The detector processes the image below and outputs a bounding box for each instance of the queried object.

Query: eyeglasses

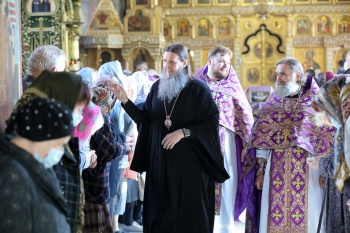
[214,58,231,66]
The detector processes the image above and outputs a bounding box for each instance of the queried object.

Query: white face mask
[34,148,65,168]
[72,112,83,126]
[330,117,342,129]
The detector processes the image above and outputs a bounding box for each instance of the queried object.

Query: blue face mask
[72,112,83,126]
[34,148,65,169]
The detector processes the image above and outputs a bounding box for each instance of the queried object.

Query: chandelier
[252,0,275,21]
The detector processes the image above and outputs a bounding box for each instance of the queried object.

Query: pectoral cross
[282,129,290,144]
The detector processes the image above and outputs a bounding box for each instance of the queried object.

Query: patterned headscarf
[132,71,150,105]
[78,67,96,89]
[98,61,125,87]
[314,75,348,192]
[14,98,73,141]
[73,101,101,149]
[341,83,350,119]
[313,76,343,125]
[91,87,113,115]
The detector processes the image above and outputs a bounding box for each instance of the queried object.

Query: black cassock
[123,79,229,233]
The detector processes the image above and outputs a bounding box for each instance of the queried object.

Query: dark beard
[158,69,189,103]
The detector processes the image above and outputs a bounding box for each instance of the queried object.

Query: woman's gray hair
[276,57,306,85]
[27,45,66,76]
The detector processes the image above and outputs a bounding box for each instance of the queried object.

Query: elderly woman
[0,98,74,233]
[82,87,127,233]
[5,70,91,233]
[313,75,350,233]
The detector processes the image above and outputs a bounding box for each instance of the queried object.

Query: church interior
[0,0,349,131]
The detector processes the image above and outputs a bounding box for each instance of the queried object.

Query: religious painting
[177,0,189,4]
[26,0,56,14]
[317,16,331,34]
[136,0,148,4]
[247,68,259,83]
[268,67,277,82]
[128,10,151,32]
[197,0,210,4]
[218,18,231,36]
[296,17,310,35]
[302,48,321,72]
[163,20,170,38]
[91,11,121,30]
[198,18,210,36]
[338,15,350,33]
[253,42,273,58]
[251,91,270,102]
[177,18,190,37]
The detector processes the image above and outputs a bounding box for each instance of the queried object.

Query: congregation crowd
[1,43,350,233]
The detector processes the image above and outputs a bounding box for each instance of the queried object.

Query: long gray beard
[274,82,297,99]
[158,69,188,103]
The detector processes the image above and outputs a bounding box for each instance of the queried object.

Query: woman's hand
[108,82,129,104]
[319,175,326,188]
[126,136,135,155]
[88,151,97,168]
[162,129,184,150]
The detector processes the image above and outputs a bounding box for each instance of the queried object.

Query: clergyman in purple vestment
[194,46,254,232]
[243,57,335,233]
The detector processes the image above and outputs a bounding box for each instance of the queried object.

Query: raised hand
[108,82,128,104]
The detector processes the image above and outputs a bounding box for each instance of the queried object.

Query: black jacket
[0,135,70,233]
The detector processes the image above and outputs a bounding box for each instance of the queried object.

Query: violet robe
[244,77,335,233]
[123,79,230,233]
[194,66,254,221]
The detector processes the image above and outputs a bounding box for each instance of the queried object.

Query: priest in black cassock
[111,43,230,233]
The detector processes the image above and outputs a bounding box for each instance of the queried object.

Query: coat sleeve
[186,81,230,183]
[0,160,34,232]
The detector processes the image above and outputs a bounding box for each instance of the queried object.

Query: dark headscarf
[13,98,74,141]
[27,70,82,111]
[6,70,82,134]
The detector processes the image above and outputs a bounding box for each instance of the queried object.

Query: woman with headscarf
[82,87,127,233]
[132,70,152,109]
[313,75,350,233]
[95,65,136,233]
[98,61,125,87]
[78,67,97,89]
[5,70,91,233]
[0,98,74,233]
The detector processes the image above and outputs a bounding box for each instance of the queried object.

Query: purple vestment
[195,66,254,217]
[243,77,335,232]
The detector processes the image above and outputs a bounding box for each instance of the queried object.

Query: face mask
[330,117,342,129]
[34,148,65,169]
[72,112,83,126]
